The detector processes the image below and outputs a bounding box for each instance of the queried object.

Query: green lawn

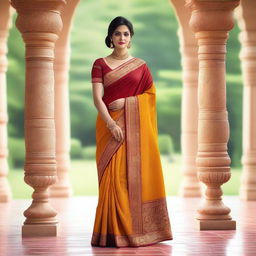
[8,154,241,199]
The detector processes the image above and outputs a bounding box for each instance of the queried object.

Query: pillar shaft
[236,0,256,201]
[186,0,239,230]
[170,0,201,197]
[50,0,80,198]
[11,0,66,236]
[0,0,13,202]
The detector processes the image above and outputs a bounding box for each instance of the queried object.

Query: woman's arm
[92,82,113,125]
[92,82,124,142]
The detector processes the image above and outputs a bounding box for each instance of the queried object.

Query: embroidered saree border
[143,198,171,233]
[104,58,145,87]
[92,77,103,83]
[91,198,172,247]
[125,96,143,235]
[93,65,101,70]
[97,111,125,184]
[91,229,172,247]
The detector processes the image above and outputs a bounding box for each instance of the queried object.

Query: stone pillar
[186,0,239,230]
[50,0,80,198]
[170,0,201,197]
[0,0,13,202]
[236,0,256,201]
[11,0,66,236]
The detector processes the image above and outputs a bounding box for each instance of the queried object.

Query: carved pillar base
[240,164,256,200]
[0,195,11,202]
[22,224,59,237]
[49,164,72,197]
[180,180,202,197]
[197,219,236,230]
[50,187,72,198]
[0,181,11,202]
[240,191,256,201]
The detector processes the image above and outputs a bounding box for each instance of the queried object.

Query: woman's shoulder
[92,57,103,62]
[134,58,152,74]
[92,57,104,66]
[133,57,147,66]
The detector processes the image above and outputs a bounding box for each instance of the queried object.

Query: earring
[128,41,132,48]
[110,40,114,48]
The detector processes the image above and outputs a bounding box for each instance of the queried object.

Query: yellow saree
[91,58,172,247]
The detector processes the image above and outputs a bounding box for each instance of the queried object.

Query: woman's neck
[111,49,129,60]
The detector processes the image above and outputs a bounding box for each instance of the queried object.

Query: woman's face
[111,25,131,49]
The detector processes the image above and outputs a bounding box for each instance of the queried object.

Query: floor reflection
[0,197,255,256]
[91,242,172,255]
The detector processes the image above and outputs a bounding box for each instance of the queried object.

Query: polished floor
[0,196,255,256]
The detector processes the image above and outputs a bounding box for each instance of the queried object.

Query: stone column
[11,0,66,236]
[186,0,239,230]
[170,0,201,197]
[236,0,256,201]
[50,0,80,198]
[0,0,13,202]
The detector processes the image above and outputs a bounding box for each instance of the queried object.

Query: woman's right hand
[109,123,124,142]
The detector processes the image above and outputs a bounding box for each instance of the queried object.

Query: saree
[91,57,172,247]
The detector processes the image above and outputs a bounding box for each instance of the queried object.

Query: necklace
[110,52,129,60]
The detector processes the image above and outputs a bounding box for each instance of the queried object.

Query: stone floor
[0,196,255,255]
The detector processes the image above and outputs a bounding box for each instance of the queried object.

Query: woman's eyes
[114,32,130,36]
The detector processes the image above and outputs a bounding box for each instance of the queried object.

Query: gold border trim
[104,58,145,87]
[93,65,101,70]
[97,111,125,184]
[91,197,173,247]
[125,96,143,234]
[91,230,172,247]
[143,198,172,234]
[92,77,103,83]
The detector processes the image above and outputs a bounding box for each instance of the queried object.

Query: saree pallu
[91,82,172,247]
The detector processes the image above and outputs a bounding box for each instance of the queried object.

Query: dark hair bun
[105,35,112,48]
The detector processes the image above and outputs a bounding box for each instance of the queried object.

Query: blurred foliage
[82,145,96,160]
[8,137,25,169]
[70,138,83,159]
[158,134,174,156]
[157,87,181,152]
[6,0,243,167]
[226,74,243,167]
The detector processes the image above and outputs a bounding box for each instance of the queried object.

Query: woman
[91,16,172,247]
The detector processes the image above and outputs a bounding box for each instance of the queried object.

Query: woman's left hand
[108,98,125,111]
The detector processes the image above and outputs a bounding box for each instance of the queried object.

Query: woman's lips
[118,42,125,45]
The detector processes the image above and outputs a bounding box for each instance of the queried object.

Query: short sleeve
[91,59,103,83]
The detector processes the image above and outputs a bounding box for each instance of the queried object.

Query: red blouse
[91,57,153,106]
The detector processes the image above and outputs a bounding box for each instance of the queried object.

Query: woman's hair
[105,16,134,48]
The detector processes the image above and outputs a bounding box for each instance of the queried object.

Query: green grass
[8,154,241,199]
